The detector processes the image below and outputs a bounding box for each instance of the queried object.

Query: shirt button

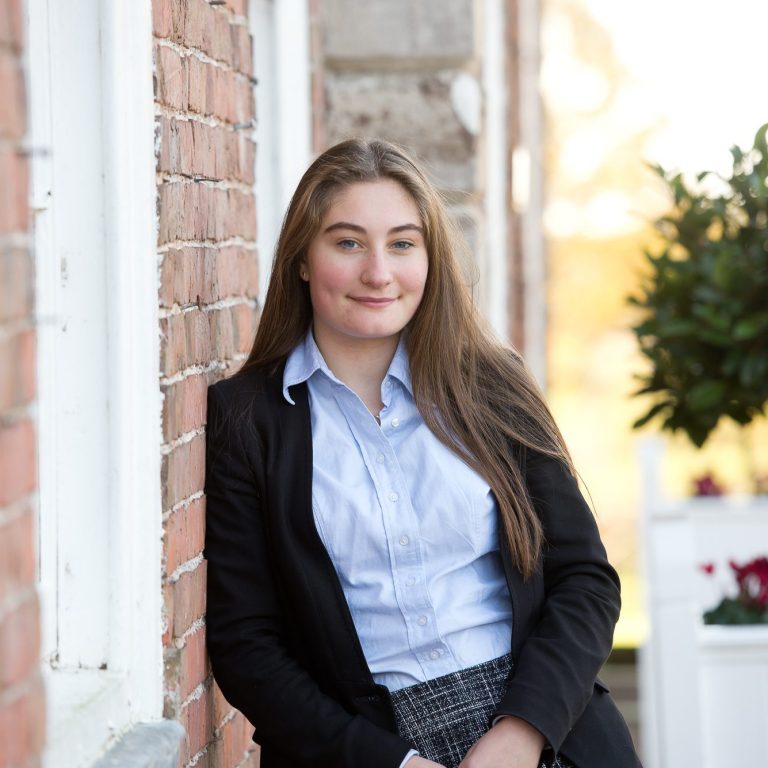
[405,576,416,586]
[376,452,385,463]
[429,649,441,660]
[417,615,428,626]
[391,417,400,428]
[399,535,409,546]
[388,492,399,503]
[384,380,392,390]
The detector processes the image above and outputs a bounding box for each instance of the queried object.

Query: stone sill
[92,721,186,768]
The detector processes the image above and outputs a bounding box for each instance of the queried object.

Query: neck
[312,330,400,415]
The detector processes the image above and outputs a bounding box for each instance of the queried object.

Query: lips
[350,296,397,307]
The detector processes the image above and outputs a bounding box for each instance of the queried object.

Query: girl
[204,138,642,768]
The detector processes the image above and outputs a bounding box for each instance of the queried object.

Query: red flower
[693,472,725,496]
[699,562,716,575]
[729,557,768,609]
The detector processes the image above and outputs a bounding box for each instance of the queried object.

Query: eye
[337,238,360,249]
[391,240,414,250]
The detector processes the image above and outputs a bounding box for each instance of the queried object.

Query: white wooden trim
[27,0,57,664]
[29,0,161,764]
[99,0,163,723]
[251,0,312,301]
[517,0,547,386]
[251,0,278,301]
[274,0,312,210]
[481,0,509,341]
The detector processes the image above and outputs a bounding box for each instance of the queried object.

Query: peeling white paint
[450,72,482,136]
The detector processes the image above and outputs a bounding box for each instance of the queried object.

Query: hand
[458,716,545,768]
[405,757,446,768]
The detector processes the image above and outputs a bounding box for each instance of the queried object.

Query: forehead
[322,179,421,224]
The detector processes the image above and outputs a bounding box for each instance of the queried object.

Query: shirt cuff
[398,748,420,767]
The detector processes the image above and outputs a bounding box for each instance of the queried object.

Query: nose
[360,247,393,287]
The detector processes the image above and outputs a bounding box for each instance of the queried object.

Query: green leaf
[686,381,726,411]
[632,401,672,429]
[733,318,763,339]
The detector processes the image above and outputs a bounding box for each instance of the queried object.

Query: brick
[0,419,36,507]
[152,0,173,38]
[160,308,212,376]
[212,710,255,767]
[322,0,476,61]
[155,44,186,111]
[158,182,256,244]
[0,1,13,48]
[187,309,213,365]
[164,495,206,575]
[166,0,188,46]
[159,247,205,307]
[0,675,46,768]
[0,592,40,689]
[162,373,208,443]
[0,248,33,323]
[158,116,256,184]
[231,23,252,76]
[0,506,35,605]
[208,7,234,67]
[218,247,259,299]
[0,328,36,412]
[161,432,206,510]
[0,147,29,235]
[239,747,261,768]
[9,0,23,53]
[210,67,231,124]
[182,0,210,52]
[185,56,248,125]
[165,559,207,642]
[179,683,214,762]
[0,48,25,139]
[231,303,257,354]
[237,135,256,185]
[225,0,248,17]
[178,622,209,702]
[212,681,233,728]
[233,75,255,125]
[160,313,187,376]
[208,307,235,360]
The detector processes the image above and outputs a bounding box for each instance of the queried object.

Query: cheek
[404,258,429,298]
[309,257,354,292]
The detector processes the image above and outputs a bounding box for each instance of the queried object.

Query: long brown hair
[242,138,574,578]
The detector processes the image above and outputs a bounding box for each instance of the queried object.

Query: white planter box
[698,626,768,767]
[637,442,768,768]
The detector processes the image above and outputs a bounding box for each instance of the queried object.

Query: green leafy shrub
[629,124,768,447]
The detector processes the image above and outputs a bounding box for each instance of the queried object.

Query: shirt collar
[282,330,414,405]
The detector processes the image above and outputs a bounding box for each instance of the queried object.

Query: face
[301,179,429,353]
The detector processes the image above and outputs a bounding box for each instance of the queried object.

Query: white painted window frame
[481,0,510,343]
[27,0,162,765]
[250,0,312,300]
[515,0,547,387]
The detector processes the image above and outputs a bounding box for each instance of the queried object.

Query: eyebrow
[323,222,424,235]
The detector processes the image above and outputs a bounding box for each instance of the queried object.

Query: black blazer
[203,363,642,768]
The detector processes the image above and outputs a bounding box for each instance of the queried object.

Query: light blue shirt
[283,331,514,694]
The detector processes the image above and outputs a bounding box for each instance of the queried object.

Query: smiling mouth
[351,297,397,306]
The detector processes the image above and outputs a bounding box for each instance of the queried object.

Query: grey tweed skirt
[389,653,575,768]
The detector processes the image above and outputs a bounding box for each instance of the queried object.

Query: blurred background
[1,0,766,766]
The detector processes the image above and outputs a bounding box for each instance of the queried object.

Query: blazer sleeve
[492,448,622,753]
[203,383,414,768]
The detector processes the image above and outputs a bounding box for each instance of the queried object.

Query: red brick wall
[153,0,260,766]
[0,0,46,766]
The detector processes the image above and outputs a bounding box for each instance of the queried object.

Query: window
[28,0,162,763]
